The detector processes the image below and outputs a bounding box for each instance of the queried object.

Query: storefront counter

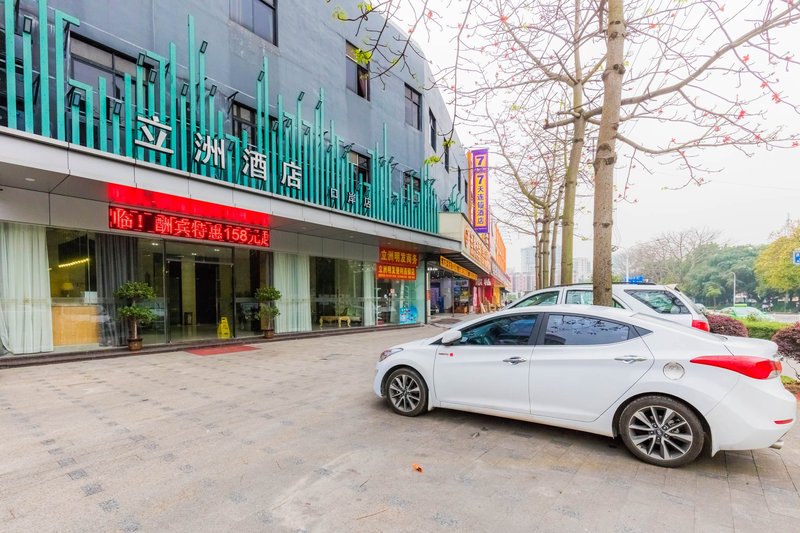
[51,302,101,346]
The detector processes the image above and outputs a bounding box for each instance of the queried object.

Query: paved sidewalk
[1,326,798,532]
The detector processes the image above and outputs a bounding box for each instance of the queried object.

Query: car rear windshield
[625,289,690,314]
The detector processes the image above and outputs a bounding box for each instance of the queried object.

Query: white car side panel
[530,337,654,422]
[433,345,533,414]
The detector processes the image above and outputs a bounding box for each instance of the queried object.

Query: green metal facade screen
[1,0,440,234]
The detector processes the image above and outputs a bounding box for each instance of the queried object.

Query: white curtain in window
[0,223,54,354]
[274,253,311,333]
[363,263,376,326]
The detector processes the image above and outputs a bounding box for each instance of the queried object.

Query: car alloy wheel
[385,368,427,417]
[619,395,704,467]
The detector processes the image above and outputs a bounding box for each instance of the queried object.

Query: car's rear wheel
[385,368,427,417]
[618,395,704,467]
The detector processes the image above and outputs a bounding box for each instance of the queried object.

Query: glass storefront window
[310,257,365,329]
[47,229,99,350]
[376,277,420,325]
[234,248,270,335]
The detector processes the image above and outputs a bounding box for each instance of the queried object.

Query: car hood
[391,337,436,350]
[721,336,779,359]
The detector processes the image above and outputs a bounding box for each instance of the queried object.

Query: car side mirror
[441,329,462,345]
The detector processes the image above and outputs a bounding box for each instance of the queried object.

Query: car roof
[458,304,638,327]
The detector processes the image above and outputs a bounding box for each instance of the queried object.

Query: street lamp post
[731,271,737,306]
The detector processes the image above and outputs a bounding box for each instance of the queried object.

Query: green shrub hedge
[740,319,787,340]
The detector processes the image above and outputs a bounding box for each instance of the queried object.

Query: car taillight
[691,319,710,332]
[690,356,782,379]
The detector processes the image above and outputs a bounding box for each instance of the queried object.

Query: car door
[434,313,539,414]
[529,313,654,422]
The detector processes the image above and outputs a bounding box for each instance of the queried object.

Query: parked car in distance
[505,283,710,331]
[374,305,794,467]
[718,306,774,321]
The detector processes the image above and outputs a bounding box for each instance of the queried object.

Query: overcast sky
[388,2,800,272]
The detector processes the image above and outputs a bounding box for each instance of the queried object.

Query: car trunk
[721,336,779,359]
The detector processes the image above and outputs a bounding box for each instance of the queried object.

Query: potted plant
[255,286,282,339]
[114,281,157,351]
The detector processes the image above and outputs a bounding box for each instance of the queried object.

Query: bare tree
[335,1,800,304]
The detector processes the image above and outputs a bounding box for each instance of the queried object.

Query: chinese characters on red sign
[379,247,420,267]
[378,247,418,280]
[377,264,417,281]
[470,148,489,234]
[109,207,270,247]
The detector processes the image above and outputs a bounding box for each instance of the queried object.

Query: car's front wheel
[618,395,704,467]
[385,368,427,417]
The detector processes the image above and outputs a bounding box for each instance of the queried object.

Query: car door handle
[502,356,527,365]
[614,355,649,364]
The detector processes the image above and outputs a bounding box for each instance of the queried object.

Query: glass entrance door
[165,242,233,342]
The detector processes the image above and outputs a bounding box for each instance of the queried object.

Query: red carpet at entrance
[185,345,258,356]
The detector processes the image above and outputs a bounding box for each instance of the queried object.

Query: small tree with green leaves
[114,281,157,341]
[255,287,282,335]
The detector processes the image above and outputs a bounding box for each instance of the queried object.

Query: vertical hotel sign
[470,148,489,233]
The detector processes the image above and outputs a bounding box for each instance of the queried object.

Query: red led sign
[109,206,270,247]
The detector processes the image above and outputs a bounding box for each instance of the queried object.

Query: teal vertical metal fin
[22,27,34,132]
[269,126,277,192]
[295,97,305,202]
[262,57,269,181]
[38,0,50,136]
[146,73,155,163]
[240,130,248,186]
[169,43,177,168]
[70,99,79,143]
[188,16,197,173]
[124,72,132,156]
[217,109,225,181]
[4,1,16,129]
[198,46,206,176]
[256,76,263,153]
[207,93,214,178]
[158,58,166,166]
[179,94,187,170]
[276,95,284,196]
[53,11,79,140]
[135,65,144,159]
[98,77,107,151]
[112,106,120,155]
[68,80,93,148]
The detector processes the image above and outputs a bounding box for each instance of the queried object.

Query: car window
[625,289,689,314]
[514,291,559,308]
[565,290,625,309]
[458,315,537,346]
[543,314,631,346]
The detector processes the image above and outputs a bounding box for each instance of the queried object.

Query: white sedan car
[374,305,795,467]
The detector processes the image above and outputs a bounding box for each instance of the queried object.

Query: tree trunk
[592,0,626,306]
[550,186,563,286]
[540,218,551,288]
[561,0,585,285]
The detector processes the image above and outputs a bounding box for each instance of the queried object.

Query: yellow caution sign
[217,317,231,339]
